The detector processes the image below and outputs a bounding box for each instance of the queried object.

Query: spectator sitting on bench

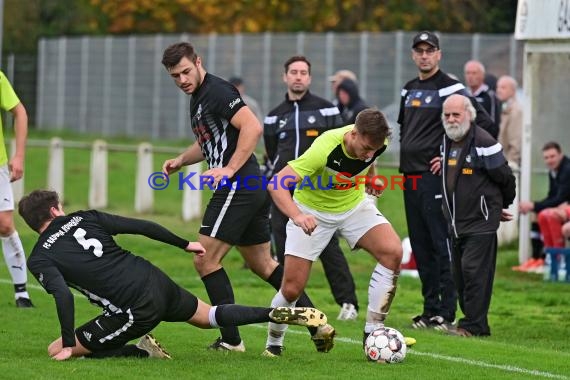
[517,142,570,272]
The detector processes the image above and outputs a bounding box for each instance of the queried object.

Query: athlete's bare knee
[193,254,219,276]
[373,244,403,271]
[391,244,403,263]
[281,283,302,302]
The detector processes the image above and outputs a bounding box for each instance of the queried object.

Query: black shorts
[76,268,198,352]
[200,177,271,246]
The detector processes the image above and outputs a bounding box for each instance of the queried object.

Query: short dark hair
[354,108,391,144]
[162,42,198,70]
[18,190,60,233]
[284,56,311,74]
[542,141,561,153]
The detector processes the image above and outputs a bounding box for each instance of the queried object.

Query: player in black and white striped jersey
[160,42,322,352]
[18,189,327,361]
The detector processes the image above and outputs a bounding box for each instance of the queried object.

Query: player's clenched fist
[292,213,317,236]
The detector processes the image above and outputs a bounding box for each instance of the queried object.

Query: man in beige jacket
[496,75,522,167]
[496,75,523,246]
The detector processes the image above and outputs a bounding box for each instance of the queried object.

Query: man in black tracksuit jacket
[264,55,359,319]
[441,94,516,337]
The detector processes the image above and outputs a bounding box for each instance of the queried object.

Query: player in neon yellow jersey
[0,70,33,308]
[263,108,404,356]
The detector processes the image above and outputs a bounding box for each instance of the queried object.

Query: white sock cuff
[374,263,394,279]
[364,321,384,334]
[208,306,219,328]
[271,290,296,308]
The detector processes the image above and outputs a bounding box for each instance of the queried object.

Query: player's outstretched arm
[95,211,191,250]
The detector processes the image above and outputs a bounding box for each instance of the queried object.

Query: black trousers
[270,201,359,309]
[451,233,497,336]
[403,172,457,321]
[531,222,544,259]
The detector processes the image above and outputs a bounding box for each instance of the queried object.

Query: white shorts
[284,197,389,262]
[0,165,14,212]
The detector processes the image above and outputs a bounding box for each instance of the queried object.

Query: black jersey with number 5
[27,210,189,347]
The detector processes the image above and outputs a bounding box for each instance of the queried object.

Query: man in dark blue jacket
[440,94,515,337]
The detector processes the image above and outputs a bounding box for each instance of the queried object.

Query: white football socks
[266,290,296,347]
[2,231,29,299]
[365,262,398,333]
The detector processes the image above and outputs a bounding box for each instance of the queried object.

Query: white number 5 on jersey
[73,228,103,257]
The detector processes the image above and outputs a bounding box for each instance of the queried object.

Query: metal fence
[1,53,37,127]
[12,32,524,142]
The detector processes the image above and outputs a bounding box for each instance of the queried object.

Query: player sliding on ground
[18,190,327,361]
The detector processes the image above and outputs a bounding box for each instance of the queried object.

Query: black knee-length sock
[214,304,273,326]
[202,268,242,345]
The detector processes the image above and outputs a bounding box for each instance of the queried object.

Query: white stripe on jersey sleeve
[401,89,408,97]
[475,143,502,157]
[264,115,278,124]
[439,83,465,97]
[319,106,341,116]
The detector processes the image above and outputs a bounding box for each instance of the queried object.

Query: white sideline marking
[3,279,567,379]
[249,325,569,379]
[0,278,45,291]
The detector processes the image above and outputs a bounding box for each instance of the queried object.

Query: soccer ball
[364,327,407,363]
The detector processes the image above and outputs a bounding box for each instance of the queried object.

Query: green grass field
[0,133,569,379]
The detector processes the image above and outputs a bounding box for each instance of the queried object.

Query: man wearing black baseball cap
[398,31,498,333]
[412,31,439,49]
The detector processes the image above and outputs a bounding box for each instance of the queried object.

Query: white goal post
[515,0,570,264]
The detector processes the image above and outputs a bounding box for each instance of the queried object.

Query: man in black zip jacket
[398,31,498,331]
[264,55,360,322]
[517,142,570,270]
[440,94,515,337]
